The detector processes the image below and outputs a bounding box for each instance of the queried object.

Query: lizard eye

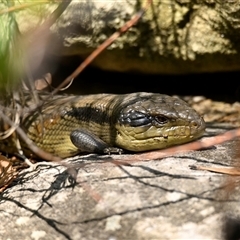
[154,115,168,125]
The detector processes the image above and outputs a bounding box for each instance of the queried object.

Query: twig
[0,109,62,162]
[189,165,240,176]
[49,0,153,97]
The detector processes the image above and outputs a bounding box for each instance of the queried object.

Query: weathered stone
[0,122,239,239]
[14,0,240,74]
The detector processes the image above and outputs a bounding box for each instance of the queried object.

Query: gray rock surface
[15,0,240,74]
[1,123,239,240]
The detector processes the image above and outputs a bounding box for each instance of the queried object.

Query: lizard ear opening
[119,111,152,127]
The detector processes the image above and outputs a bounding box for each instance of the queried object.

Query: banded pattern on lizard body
[0,92,205,158]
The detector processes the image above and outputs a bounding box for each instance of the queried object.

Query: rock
[13,0,240,74]
[1,123,239,239]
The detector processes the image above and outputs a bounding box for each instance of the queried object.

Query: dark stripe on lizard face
[63,93,170,125]
[64,106,111,124]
